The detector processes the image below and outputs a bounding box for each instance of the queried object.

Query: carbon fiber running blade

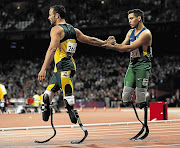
[34,108,56,143]
[71,129,88,144]
[137,125,149,140]
[130,125,144,141]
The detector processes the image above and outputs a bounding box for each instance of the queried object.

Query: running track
[0,108,180,148]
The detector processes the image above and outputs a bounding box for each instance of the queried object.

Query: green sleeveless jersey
[54,24,77,72]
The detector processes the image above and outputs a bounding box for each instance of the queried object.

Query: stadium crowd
[0,52,180,108]
[0,0,179,31]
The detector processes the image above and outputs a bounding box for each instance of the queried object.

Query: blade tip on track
[71,141,81,144]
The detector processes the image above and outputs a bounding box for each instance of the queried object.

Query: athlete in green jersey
[103,9,152,140]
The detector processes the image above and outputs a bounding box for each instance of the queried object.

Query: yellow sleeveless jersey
[54,24,77,72]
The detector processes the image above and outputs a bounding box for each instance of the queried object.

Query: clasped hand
[102,36,116,49]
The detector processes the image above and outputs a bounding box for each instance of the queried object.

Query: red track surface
[0,108,180,148]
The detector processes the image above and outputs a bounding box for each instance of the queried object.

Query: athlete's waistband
[130,57,151,63]
[56,56,76,71]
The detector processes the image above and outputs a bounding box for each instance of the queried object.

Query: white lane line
[0,125,180,138]
[0,127,180,138]
[1,127,180,141]
[1,122,180,136]
[1,119,180,131]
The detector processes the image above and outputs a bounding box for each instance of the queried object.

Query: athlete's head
[128,9,144,28]
[48,5,66,26]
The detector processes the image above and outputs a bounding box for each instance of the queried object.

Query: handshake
[102,36,117,49]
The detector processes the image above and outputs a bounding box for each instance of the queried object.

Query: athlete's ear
[138,16,141,22]
[55,13,59,19]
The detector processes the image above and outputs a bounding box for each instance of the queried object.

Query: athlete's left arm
[75,28,107,46]
[38,26,61,82]
[103,30,151,53]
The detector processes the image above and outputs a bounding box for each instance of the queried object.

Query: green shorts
[124,61,151,89]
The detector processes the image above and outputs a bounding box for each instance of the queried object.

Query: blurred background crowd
[0,0,180,113]
[0,0,179,31]
[0,52,180,111]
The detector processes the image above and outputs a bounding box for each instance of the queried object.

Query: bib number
[130,48,140,58]
[66,42,77,54]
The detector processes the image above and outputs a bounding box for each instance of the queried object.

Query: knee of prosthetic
[135,87,148,109]
[137,102,147,109]
[123,101,133,107]
[122,86,134,107]
[64,95,77,124]
[64,95,75,108]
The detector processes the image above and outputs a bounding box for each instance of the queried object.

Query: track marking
[1,122,180,135]
[0,122,180,148]
[1,119,180,131]
[1,126,180,138]
[1,122,180,138]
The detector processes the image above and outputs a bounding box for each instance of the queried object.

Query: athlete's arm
[75,28,106,46]
[38,26,61,82]
[103,30,151,52]
[121,29,132,45]
[105,30,131,47]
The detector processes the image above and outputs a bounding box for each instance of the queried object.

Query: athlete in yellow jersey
[38,5,109,129]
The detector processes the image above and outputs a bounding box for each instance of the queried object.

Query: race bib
[130,48,140,58]
[66,42,77,53]
[61,71,70,78]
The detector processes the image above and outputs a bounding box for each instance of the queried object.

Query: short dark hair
[128,9,144,22]
[50,5,66,19]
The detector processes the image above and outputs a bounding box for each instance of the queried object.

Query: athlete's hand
[107,36,116,45]
[102,36,116,49]
[38,69,46,82]
[102,42,114,49]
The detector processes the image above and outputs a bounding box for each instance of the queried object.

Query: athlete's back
[54,24,77,72]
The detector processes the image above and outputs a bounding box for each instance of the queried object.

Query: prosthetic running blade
[71,110,88,144]
[130,103,149,141]
[34,108,56,143]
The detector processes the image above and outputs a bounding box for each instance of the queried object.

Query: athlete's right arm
[102,29,151,52]
[105,30,131,46]
[75,28,107,46]
[121,29,132,45]
[38,26,61,82]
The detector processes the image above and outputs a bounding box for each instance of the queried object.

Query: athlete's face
[48,8,56,26]
[128,13,139,28]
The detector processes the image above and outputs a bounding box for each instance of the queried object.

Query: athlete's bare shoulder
[127,29,134,36]
[74,28,85,40]
[145,29,151,34]
[139,29,152,46]
[50,25,64,40]
[141,29,152,37]
[74,28,81,36]
[121,29,134,45]
[50,25,63,34]
[141,29,152,41]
